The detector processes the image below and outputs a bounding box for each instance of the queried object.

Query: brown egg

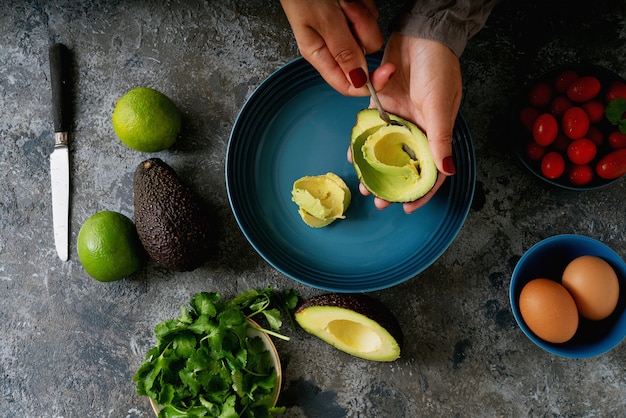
[519,278,579,343]
[562,255,620,320]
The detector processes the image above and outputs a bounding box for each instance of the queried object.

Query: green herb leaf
[606,97,626,134]
[190,292,220,317]
[261,308,282,330]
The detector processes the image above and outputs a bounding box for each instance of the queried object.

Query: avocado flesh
[350,109,437,202]
[295,293,403,362]
[133,158,216,271]
[291,173,351,228]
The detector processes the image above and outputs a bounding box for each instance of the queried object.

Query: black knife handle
[49,43,71,134]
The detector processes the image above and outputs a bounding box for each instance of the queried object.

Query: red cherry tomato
[554,70,578,93]
[562,107,590,139]
[567,138,597,165]
[608,130,626,149]
[567,164,594,186]
[606,81,626,103]
[566,76,601,102]
[581,100,605,123]
[528,82,552,107]
[586,126,604,147]
[526,141,547,161]
[596,148,626,179]
[520,107,540,133]
[550,95,573,117]
[541,151,566,179]
[533,113,559,146]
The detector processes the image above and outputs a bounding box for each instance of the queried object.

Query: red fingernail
[443,156,457,175]
[349,68,367,88]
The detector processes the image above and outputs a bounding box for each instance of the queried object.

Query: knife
[49,43,71,261]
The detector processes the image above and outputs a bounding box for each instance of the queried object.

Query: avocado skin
[133,158,215,271]
[296,293,403,348]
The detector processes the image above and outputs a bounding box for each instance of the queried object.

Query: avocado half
[295,293,403,362]
[350,109,437,202]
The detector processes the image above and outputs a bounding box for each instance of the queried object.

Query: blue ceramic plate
[226,56,475,292]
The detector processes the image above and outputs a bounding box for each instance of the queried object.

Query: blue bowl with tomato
[514,64,626,190]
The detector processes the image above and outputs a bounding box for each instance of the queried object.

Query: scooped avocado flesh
[291,173,351,228]
[350,109,437,202]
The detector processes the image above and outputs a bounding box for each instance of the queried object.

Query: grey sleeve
[393,0,499,57]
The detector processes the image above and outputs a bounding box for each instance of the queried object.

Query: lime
[77,211,143,282]
[112,87,181,152]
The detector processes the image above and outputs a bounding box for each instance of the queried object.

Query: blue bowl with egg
[510,234,626,358]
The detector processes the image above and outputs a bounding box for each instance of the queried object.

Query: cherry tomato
[550,95,573,117]
[608,130,626,149]
[596,148,626,179]
[528,82,552,107]
[567,164,594,186]
[554,70,578,93]
[586,125,604,147]
[526,141,547,161]
[561,107,590,139]
[581,99,605,123]
[520,107,540,133]
[567,76,601,102]
[567,138,597,165]
[606,81,626,103]
[541,151,565,179]
[533,113,558,146]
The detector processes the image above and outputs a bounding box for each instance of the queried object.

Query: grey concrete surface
[1,1,626,417]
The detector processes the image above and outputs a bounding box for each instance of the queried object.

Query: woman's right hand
[279,0,389,95]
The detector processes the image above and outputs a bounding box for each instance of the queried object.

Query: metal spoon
[365,79,398,126]
[365,80,416,159]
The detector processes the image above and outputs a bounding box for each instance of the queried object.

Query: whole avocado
[133,158,215,271]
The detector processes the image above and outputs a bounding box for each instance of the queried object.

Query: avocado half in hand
[295,293,403,362]
[350,109,438,202]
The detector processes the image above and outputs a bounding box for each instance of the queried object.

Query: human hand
[279,0,388,95]
[362,33,463,213]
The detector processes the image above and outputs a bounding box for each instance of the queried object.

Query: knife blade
[49,43,71,261]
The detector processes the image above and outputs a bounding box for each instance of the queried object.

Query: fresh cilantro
[606,97,626,134]
[134,287,297,418]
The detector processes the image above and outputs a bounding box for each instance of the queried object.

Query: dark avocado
[133,158,215,271]
[295,293,403,362]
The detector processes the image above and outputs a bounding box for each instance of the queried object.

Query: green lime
[77,211,143,282]
[112,87,181,152]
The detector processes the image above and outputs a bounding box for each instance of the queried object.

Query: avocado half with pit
[350,109,438,202]
[295,293,403,362]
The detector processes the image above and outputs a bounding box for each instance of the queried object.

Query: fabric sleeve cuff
[394,12,469,57]
[392,2,499,57]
